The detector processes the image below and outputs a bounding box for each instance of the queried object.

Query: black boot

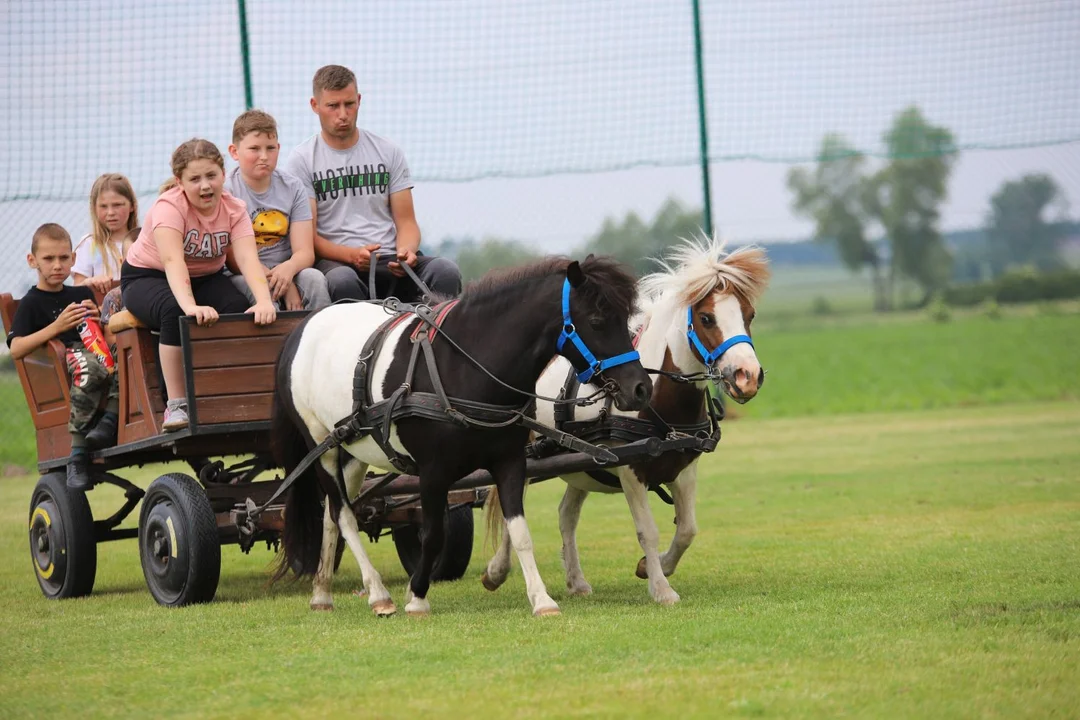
[85,412,119,450]
[66,453,93,492]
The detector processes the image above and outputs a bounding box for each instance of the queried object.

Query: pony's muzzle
[720,364,762,403]
[610,376,653,412]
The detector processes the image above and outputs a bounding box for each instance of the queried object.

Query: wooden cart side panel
[2,293,76,464]
[182,314,307,428]
[116,326,164,446]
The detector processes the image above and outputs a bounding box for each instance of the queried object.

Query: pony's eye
[589,316,605,330]
[699,313,715,328]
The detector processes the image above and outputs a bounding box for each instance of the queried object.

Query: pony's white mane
[637,234,771,322]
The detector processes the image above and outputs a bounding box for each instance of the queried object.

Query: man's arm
[309,198,352,264]
[390,188,420,255]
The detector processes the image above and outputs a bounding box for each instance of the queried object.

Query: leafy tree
[435,236,540,283]
[787,134,888,310]
[581,198,704,276]
[870,106,957,306]
[986,174,1067,275]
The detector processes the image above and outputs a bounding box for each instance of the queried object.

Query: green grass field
[1,401,1078,718]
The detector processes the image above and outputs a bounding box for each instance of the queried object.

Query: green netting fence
[2,0,1079,285]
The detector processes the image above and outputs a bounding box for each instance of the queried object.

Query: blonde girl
[73,173,138,294]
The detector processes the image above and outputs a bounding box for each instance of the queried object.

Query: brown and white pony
[482,236,770,605]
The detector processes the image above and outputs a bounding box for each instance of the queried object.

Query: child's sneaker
[162,400,189,432]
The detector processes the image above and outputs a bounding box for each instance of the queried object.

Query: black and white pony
[271,256,652,617]
[483,237,770,605]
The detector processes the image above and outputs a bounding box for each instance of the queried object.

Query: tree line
[433,105,1073,309]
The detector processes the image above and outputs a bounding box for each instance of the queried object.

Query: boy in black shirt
[6,224,120,490]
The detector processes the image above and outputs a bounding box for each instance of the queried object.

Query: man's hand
[52,302,92,333]
[347,244,382,272]
[265,264,295,301]
[246,299,277,326]
[388,248,418,278]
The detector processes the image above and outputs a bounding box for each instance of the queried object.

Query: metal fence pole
[237,0,254,109]
[691,0,713,236]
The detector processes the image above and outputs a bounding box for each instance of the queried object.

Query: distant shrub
[945,269,1080,307]
[927,297,951,323]
[944,282,993,307]
[995,269,1080,304]
[982,299,1002,320]
[810,295,833,316]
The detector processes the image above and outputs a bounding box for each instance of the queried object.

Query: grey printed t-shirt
[223,168,313,268]
[284,130,412,253]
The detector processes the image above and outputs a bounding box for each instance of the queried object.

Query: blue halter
[686,305,753,367]
[556,278,641,383]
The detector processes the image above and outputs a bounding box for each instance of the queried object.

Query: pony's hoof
[566,581,593,597]
[371,599,397,617]
[635,557,648,579]
[405,597,431,616]
[534,606,562,618]
[481,571,502,592]
[310,602,334,612]
[654,589,681,606]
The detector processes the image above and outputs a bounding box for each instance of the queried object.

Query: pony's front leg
[649,463,698,579]
[559,485,593,596]
[310,501,339,610]
[404,463,457,616]
[620,468,679,605]
[321,456,396,617]
[493,455,559,617]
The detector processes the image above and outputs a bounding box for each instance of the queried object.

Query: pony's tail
[483,485,505,553]
[270,337,324,583]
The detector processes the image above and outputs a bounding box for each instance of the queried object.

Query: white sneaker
[162,401,189,432]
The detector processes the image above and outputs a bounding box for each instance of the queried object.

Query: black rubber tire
[28,472,97,599]
[138,473,220,607]
[391,504,474,582]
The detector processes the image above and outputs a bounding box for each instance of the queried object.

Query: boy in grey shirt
[225,110,330,311]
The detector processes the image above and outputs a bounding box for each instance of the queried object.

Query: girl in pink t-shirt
[121,138,276,431]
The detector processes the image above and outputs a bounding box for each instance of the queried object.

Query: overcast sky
[3,0,1079,290]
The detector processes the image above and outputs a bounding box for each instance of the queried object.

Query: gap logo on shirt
[183,230,231,259]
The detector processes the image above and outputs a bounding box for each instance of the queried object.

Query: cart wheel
[28,472,97,600]
[138,473,220,607]
[391,503,474,582]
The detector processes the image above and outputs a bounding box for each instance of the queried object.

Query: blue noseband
[686,305,753,367]
[556,278,640,384]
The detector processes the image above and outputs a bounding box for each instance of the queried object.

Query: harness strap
[242,419,363,522]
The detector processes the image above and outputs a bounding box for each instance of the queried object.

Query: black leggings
[120,263,248,346]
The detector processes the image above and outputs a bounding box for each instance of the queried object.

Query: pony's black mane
[460,255,637,317]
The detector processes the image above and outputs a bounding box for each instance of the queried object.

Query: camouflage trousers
[64,346,119,435]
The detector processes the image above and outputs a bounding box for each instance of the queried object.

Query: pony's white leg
[659,463,698,578]
[559,485,592,596]
[319,455,396,617]
[506,516,560,616]
[620,468,679,605]
[482,523,513,591]
[336,503,396,617]
[310,502,338,610]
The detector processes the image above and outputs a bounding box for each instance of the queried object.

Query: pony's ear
[567,261,586,288]
[585,253,595,262]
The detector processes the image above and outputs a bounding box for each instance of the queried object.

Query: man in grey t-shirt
[285,64,462,303]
